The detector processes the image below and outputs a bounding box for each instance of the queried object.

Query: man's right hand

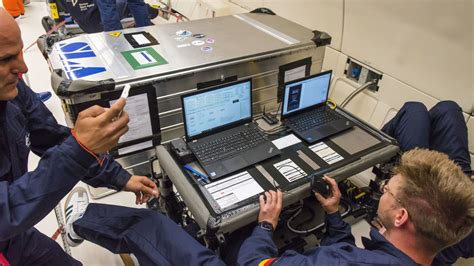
[73,98,129,154]
[258,190,283,230]
[314,176,341,214]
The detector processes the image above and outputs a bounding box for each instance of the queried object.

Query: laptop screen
[282,70,332,117]
[182,79,252,140]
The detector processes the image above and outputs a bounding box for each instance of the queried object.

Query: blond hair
[393,149,474,253]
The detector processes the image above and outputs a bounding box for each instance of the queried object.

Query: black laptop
[281,70,354,144]
[181,79,281,180]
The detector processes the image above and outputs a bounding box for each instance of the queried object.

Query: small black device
[262,105,279,125]
[262,113,279,125]
[170,138,195,164]
[311,176,331,198]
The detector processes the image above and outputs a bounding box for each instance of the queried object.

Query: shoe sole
[64,186,88,219]
[40,94,52,102]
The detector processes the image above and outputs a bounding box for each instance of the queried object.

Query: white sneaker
[64,187,89,247]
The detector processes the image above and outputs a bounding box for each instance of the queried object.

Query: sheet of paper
[274,158,306,183]
[272,134,301,150]
[309,142,344,164]
[204,171,263,209]
[284,65,306,82]
[132,34,151,45]
[118,140,153,155]
[110,94,153,144]
[131,50,157,65]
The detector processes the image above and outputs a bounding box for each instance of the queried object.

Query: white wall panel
[377,74,440,111]
[342,0,473,113]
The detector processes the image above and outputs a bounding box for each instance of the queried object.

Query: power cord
[286,199,351,234]
[340,80,376,108]
[326,98,337,110]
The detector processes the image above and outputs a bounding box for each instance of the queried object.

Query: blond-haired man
[237,149,473,265]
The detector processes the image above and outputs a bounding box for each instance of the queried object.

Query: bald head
[0,8,27,101]
[0,8,20,38]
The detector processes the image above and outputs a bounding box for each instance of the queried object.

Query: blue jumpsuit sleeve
[16,81,70,155]
[83,157,131,191]
[18,80,131,190]
[320,211,356,246]
[0,136,97,241]
[236,226,278,265]
[433,230,474,266]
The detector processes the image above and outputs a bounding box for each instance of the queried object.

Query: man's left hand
[123,175,159,204]
[258,190,283,230]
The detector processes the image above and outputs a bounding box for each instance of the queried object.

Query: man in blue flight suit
[236,153,473,265]
[0,8,158,265]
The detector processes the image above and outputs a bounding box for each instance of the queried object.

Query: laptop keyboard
[193,127,267,163]
[288,109,341,132]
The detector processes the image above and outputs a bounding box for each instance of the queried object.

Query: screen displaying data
[282,72,331,116]
[183,80,252,138]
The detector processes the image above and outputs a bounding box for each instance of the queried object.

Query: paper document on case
[118,140,153,156]
[284,65,306,82]
[132,51,157,65]
[110,94,153,144]
[205,171,263,209]
[132,34,151,45]
[309,142,344,164]
[272,134,301,150]
[274,158,306,182]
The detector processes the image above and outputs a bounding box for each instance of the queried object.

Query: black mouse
[311,177,331,198]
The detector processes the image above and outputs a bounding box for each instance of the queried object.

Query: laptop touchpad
[223,156,246,169]
[319,124,336,132]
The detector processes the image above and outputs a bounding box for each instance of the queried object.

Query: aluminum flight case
[45,10,331,176]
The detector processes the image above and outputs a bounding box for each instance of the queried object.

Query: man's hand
[74,99,129,154]
[123,175,159,205]
[258,190,283,230]
[314,176,341,214]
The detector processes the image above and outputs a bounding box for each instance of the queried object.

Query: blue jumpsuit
[0,79,131,265]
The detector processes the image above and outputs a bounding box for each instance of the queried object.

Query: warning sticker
[109,32,122,37]
[309,142,344,164]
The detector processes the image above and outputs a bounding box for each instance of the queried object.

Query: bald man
[0,8,157,265]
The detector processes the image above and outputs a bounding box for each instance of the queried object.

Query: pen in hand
[116,84,131,119]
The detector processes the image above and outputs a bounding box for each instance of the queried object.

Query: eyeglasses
[379,179,403,205]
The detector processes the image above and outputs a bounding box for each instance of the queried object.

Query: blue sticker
[201,46,213,52]
[58,43,106,79]
[65,66,107,79]
[176,30,192,37]
[59,42,96,59]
